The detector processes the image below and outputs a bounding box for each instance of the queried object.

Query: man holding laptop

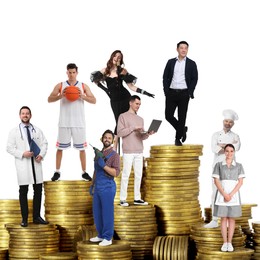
[117,95,159,206]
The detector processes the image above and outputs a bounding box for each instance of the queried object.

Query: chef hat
[222,109,239,121]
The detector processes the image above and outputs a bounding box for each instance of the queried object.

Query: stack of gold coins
[114,204,157,259]
[73,225,97,252]
[196,248,254,259]
[6,223,59,259]
[77,240,132,259]
[39,252,77,259]
[252,221,260,259]
[145,144,204,235]
[0,248,8,260]
[190,223,247,256]
[44,181,93,251]
[0,199,33,248]
[153,235,189,260]
[114,157,145,204]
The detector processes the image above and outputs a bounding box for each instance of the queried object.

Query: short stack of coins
[39,252,77,260]
[252,221,260,259]
[153,235,189,260]
[77,240,132,259]
[190,223,254,259]
[44,180,93,251]
[114,204,157,259]
[73,225,97,252]
[145,144,204,235]
[114,157,146,204]
[0,199,33,248]
[6,223,59,259]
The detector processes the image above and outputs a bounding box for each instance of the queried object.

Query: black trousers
[19,183,42,221]
[165,89,190,140]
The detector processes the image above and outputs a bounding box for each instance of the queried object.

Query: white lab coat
[6,124,48,185]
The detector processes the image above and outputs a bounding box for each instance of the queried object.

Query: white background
[0,0,259,221]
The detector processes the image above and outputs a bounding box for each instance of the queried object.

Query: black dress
[91,71,137,134]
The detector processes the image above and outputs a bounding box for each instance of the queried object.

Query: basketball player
[48,63,96,181]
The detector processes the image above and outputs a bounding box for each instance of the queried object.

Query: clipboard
[142,119,162,134]
[30,140,41,157]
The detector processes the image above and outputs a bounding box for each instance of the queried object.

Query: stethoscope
[19,123,36,140]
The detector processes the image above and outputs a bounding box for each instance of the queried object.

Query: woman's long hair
[104,50,124,76]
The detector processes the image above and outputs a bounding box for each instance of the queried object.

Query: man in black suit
[163,41,198,146]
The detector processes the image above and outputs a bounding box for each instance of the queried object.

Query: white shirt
[211,129,241,167]
[170,57,187,90]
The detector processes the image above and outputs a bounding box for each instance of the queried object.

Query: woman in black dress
[91,50,154,151]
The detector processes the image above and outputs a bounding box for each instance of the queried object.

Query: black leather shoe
[20,220,28,227]
[182,126,188,143]
[33,216,49,225]
[175,139,182,146]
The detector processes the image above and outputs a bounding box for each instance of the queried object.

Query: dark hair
[177,41,189,48]
[224,143,235,151]
[104,50,124,76]
[19,106,31,115]
[102,129,115,140]
[67,63,78,72]
[129,95,141,102]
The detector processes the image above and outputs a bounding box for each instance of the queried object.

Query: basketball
[65,86,80,102]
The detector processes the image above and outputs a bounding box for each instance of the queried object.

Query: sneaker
[221,242,228,252]
[90,236,103,242]
[51,172,60,181]
[204,220,218,228]
[227,243,234,252]
[134,199,148,205]
[120,201,129,207]
[99,239,112,246]
[82,172,92,181]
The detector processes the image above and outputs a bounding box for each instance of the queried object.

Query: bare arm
[82,83,96,104]
[48,83,63,103]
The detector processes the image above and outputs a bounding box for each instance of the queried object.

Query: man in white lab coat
[7,106,49,227]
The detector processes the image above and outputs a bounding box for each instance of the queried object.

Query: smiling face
[19,108,31,124]
[223,119,234,132]
[102,133,114,148]
[224,145,235,160]
[112,52,122,66]
[177,43,188,59]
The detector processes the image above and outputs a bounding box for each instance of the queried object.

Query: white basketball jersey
[58,81,85,127]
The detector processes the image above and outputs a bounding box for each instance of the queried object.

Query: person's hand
[35,155,43,163]
[224,194,232,202]
[97,157,106,168]
[23,151,33,158]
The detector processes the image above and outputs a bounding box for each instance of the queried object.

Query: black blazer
[163,57,198,98]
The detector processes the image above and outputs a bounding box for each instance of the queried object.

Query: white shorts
[56,127,87,150]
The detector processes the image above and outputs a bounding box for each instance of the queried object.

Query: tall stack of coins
[252,221,260,259]
[39,252,77,260]
[0,199,33,248]
[44,180,93,251]
[145,144,204,235]
[190,224,253,259]
[153,235,189,260]
[114,157,146,204]
[6,223,59,259]
[114,204,157,259]
[77,240,132,259]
